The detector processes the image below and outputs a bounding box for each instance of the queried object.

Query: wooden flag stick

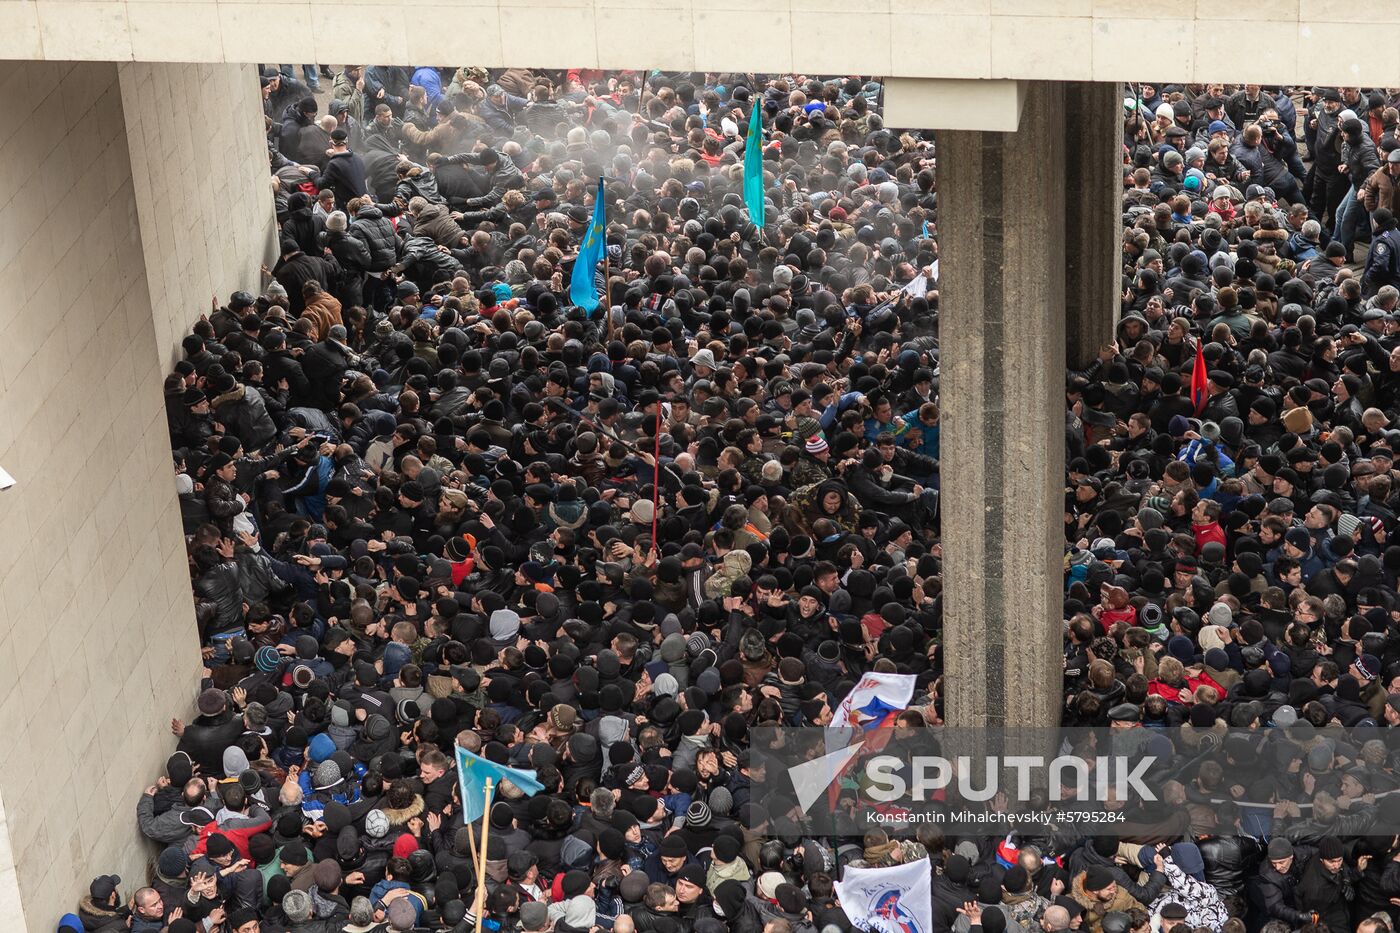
[471,777,495,925]
[603,245,613,342]
[466,819,479,876]
[601,181,613,342]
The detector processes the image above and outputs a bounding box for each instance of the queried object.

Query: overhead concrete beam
[883,79,1027,133]
[0,0,1388,87]
[1,0,1391,87]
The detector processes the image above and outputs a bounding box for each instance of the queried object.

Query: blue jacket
[900,409,940,460]
[371,879,422,919]
[298,765,364,817]
[864,414,910,444]
[1266,544,1325,583]
[818,391,864,431]
[381,641,413,684]
[479,95,525,134]
[286,455,333,521]
[411,67,443,109]
[1287,232,1320,262]
[265,549,345,604]
[1177,438,1234,476]
[1365,229,1400,296]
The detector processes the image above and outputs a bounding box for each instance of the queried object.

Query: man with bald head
[1041,906,1071,933]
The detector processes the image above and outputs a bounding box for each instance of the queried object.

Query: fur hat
[1282,405,1313,434]
[197,688,227,716]
[282,890,313,923]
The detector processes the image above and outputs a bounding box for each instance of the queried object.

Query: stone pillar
[1063,80,1124,370]
[939,81,1067,729]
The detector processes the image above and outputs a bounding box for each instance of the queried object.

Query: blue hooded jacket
[411,67,443,109]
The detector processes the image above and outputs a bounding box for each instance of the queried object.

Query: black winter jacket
[1344,135,1382,187]
[194,563,244,636]
[397,235,466,289]
[933,877,974,933]
[1296,856,1355,933]
[846,467,919,511]
[176,710,245,777]
[278,103,313,158]
[348,205,399,273]
[315,149,368,210]
[1249,861,1309,928]
[1198,834,1264,898]
[442,152,524,209]
[273,251,336,316]
[282,194,321,255]
[321,229,369,309]
[265,350,313,408]
[213,385,277,452]
[204,476,245,533]
[323,228,371,273]
[301,340,354,410]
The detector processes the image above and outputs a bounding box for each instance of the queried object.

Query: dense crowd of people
[1062,81,1400,933]
[59,68,1400,933]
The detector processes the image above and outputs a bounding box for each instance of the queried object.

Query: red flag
[1190,341,1208,415]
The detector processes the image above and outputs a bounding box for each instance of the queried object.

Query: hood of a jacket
[490,609,521,641]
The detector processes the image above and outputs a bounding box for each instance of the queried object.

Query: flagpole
[471,777,495,925]
[466,820,480,877]
[651,404,661,548]
[456,746,480,877]
[600,176,613,342]
[603,246,613,342]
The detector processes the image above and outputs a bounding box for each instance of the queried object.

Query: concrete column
[939,81,1067,729]
[1063,80,1124,369]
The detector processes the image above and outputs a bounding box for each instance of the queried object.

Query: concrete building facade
[0,59,271,929]
[0,5,1385,926]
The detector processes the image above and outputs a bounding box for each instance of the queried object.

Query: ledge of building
[883,78,1026,133]
[0,1,1389,87]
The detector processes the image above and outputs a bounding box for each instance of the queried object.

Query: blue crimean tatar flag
[743,104,765,227]
[569,176,607,315]
[456,744,546,824]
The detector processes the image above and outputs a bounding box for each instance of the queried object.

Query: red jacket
[1192,521,1227,554]
[1097,606,1137,632]
[449,556,475,587]
[860,611,888,642]
[1148,670,1225,704]
[189,817,272,861]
